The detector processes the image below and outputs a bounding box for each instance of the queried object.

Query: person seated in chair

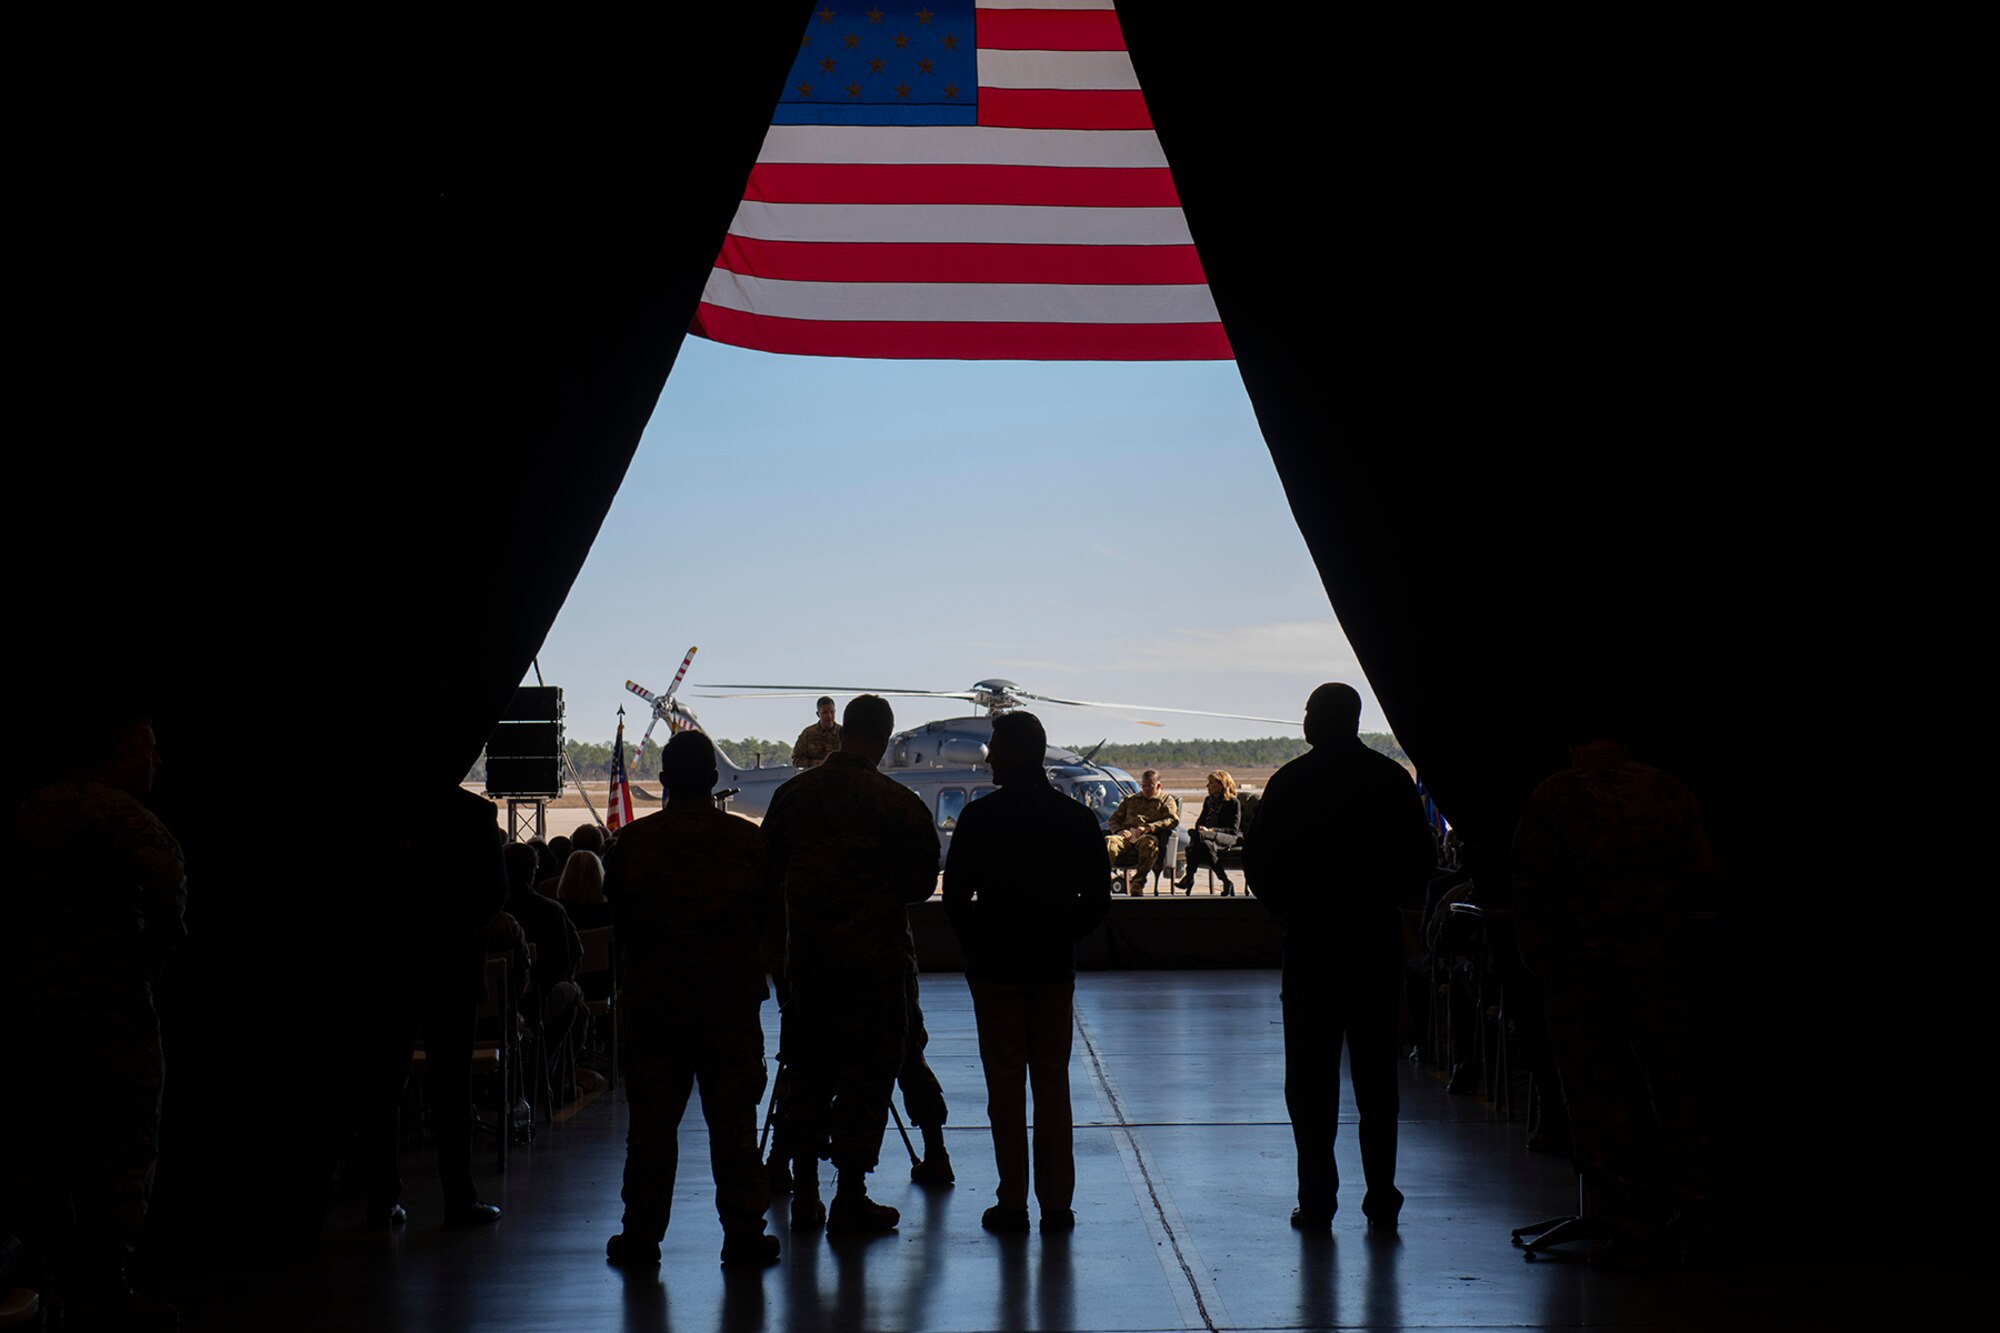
[1176,770,1242,895]
[1105,770,1178,895]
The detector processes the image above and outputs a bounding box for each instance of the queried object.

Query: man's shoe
[1289,1207,1333,1231]
[444,1201,502,1227]
[910,1151,955,1186]
[1041,1208,1077,1232]
[981,1205,1031,1234]
[790,1196,826,1231]
[767,1154,794,1194]
[605,1233,661,1268]
[365,1203,407,1229]
[720,1231,782,1267]
[826,1195,899,1234]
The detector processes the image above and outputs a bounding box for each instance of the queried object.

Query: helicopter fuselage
[691,713,1180,871]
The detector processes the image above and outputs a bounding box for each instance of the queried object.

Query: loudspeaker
[485,686,565,796]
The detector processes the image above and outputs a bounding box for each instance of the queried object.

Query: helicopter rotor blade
[695,687,979,701]
[1011,689,1299,727]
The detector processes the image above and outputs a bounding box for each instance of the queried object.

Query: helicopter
[622,657,1299,872]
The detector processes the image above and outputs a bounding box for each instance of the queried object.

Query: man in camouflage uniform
[1104,769,1178,894]
[603,730,781,1268]
[3,714,185,1327]
[1245,684,1433,1232]
[762,694,939,1234]
[1511,727,1717,1264]
[790,696,842,769]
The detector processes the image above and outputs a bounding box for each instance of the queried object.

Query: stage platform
[162,970,1966,1331]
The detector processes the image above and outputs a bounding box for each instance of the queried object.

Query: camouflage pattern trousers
[784,970,908,1173]
[7,999,164,1254]
[619,1003,770,1241]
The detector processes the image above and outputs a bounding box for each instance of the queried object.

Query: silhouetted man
[4,713,184,1326]
[1512,725,1717,1264]
[603,731,779,1268]
[762,694,938,1234]
[943,711,1109,1232]
[357,785,508,1230]
[1244,683,1432,1231]
[791,696,841,769]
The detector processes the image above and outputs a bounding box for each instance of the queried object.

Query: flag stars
[816,6,835,22]
[846,81,863,98]
[844,30,860,47]
[866,5,885,21]
[894,80,912,98]
[915,6,934,23]
[795,81,815,98]
[868,55,886,73]
[916,56,934,74]
[819,55,837,72]
[893,32,909,48]
[940,33,959,50]
[943,82,959,99]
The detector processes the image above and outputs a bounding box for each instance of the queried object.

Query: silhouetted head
[1303,683,1363,747]
[660,730,719,801]
[503,842,540,896]
[84,711,159,798]
[989,711,1047,786]
[816,696,836,727]
[546,835,572,874]
[840,694,895,764]
[572,823,606,856]
[558,849,606,906]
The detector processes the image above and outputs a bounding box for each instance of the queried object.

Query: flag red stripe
[746,162,1179,206]
[975,9,1127,51]
[693,303,1231,360]
[715,237,1208,285]
[976,88,1151,130]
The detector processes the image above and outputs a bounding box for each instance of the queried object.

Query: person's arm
[791,728,811,768]
[1068,805,1113,940]
[941,803,981,943]
[894,788,943,905]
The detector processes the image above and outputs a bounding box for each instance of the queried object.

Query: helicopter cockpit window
[971,785,996,803]
[936,788,967,831]
[1068,780,1122,830]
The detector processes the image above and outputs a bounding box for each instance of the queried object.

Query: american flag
[607,712,635,832]
[691,0,1229,361]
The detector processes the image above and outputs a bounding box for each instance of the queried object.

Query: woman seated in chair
[1175,770,1242,895]
[557,849,612,930]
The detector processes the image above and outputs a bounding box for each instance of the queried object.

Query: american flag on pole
[690,0,1229,361]
[607,713,635,832]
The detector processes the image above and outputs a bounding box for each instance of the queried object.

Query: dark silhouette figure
[603,730,779,1268]
[1244,683,1433,1231]
[1511,729,1717,1263]
[502,841,584,1066]
[943,711,1111,1232]
[355,784,508,1228]
[761,694,938,1235]
[3,713,184,1327]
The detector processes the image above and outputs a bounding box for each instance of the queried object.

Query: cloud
[1104,620,1364,676]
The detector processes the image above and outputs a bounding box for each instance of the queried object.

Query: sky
[528,337,1387,750]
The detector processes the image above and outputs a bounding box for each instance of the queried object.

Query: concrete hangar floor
[166,971,1969,1332]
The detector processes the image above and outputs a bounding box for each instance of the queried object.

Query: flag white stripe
[974,0,1116,9]
[728,200,1192,246]
[702,269,1220,324]
[756,125,1167,168]
[975,50,1138,89]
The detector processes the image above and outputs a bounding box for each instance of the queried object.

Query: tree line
[465,733,1406,783]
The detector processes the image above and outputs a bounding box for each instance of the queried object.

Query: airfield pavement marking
[1074,999,1235,1333]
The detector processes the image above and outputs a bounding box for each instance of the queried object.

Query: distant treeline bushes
[466,733,1406,784]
